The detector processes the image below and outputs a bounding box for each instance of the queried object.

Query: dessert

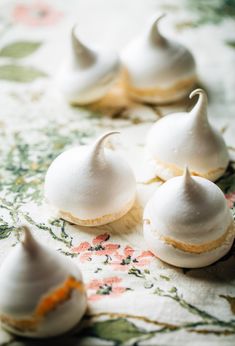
[121,14,196,104]
[143,168,235,268]
[0,226,87,337]
[57,25,120,105]
[146,89,229,181]
[44,132,136,226]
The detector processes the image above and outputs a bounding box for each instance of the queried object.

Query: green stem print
[0,125,93,246]
[81,312,235,346]
[154,287,235,329]
[77,279,235,344]
[79,287,235,345]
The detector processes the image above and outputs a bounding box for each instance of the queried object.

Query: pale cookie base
[122,71,197,104]
[161,222,234,254]
[59,198,135,227]
[149,157,227,182]
[143,220,235,268]
[68,78,116,106]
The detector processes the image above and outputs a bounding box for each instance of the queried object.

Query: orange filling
[0,276,85,332]
[36,276,84,317]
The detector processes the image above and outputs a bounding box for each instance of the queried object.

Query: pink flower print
[87,276,127,301]
[80,252,92,262]
[111,246,154,271]
[72,233,120,262]
[95,243,120,256]
[225,192,235,208]
[75,241,90,252]
[92,233,109,245]
[12,1,63,27]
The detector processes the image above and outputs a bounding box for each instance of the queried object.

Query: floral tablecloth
[0,0,235,345]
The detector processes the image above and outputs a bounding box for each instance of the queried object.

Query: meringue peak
[183,166,192,185]
[22,225,38,253]
[147,14,166,45]
[90,131,120,167]
[71,25,96,69]
[182,166,198,195]
[189,88,209,125]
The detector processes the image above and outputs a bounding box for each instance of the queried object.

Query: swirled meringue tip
[146,88,229,181]
[57,25,121,105]
[147,14,167,45]
[121,13,197,104]
[143,167,235,268]
[44,131,136,227]
[21,225,38,251]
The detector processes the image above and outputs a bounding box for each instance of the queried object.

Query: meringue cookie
[121,14,197,104]
[143,168,235,268]
[44,132,136,226]
[0,226,87,338]
[57,26,120,105]
[146,89,229,181]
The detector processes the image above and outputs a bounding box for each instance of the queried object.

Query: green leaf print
[226,40,235,48]
[220,295,235,314]
[0,219,13,239]
[0,41,41,59]
[216,173,235,194]
[186,0,235,25]
[174,0,235,30]
[82,318,148,345]
[0,64,47,82]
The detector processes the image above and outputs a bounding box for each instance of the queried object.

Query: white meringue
[143,168,235,268]
[57,26,120,105]
[121,14,197,104]
[0,226,87,338]
[146,88,229,181]
[44,132,136,226]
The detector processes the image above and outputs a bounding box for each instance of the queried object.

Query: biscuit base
[122,71,197,104]
[59,198,135,227]
[143,220,235,268]
[149,156,227,182]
